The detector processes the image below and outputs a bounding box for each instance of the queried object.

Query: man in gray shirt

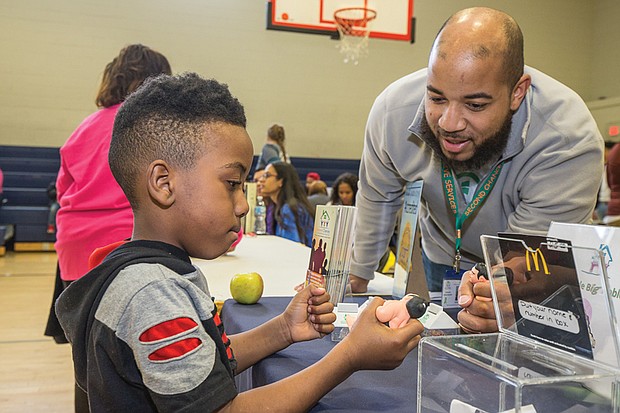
[349,7,603,332]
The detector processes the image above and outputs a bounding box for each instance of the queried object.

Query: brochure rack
[418,235,620,413]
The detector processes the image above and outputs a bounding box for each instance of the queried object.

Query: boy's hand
[281,285,336,344]
[340,297,422,371]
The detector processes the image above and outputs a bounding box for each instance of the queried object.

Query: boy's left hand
[281,284,335,344]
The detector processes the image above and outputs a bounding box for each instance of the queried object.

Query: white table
[191,234,394,301]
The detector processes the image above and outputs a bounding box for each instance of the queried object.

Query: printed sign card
[393,180,424,298]
[493,233,593,359]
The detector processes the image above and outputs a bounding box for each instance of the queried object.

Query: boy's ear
[146,160,175,208]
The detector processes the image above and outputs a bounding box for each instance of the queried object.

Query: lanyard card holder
[442,267,465,310]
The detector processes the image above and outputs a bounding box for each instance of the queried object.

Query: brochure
[305,205,357,304]
[393,180,424,298]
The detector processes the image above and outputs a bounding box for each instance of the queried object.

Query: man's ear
[146,160,175,208]
[510,74,531,111]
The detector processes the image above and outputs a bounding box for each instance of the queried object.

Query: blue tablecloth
[221,297,611,413]
[221,296,420,413]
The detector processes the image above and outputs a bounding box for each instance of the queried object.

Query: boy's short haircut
[109,72,247,209]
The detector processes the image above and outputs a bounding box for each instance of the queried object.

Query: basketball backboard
[266,0,415,43]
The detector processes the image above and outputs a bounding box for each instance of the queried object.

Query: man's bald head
[431,7,524,88]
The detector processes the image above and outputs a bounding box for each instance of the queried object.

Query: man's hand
[457,269,498,333]
[349,274,369,293]
[280,285,336,344]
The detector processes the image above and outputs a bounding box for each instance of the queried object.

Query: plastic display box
[418,236,620,413]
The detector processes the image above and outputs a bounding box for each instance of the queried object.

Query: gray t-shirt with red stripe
[59,240,238,412]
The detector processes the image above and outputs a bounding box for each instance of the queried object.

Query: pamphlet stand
[418,236,620,413]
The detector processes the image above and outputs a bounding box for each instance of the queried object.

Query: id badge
[442,268,465,309]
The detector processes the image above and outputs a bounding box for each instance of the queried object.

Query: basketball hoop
[333,7,377,65]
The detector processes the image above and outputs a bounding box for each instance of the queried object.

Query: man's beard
[421,113,512,172]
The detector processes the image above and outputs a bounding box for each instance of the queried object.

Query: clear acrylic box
[419,333,620,412]
[418,235,620,413]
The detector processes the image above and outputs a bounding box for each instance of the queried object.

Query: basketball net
[334,7,377,65]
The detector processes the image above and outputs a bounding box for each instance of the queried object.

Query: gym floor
[0,251,73,412]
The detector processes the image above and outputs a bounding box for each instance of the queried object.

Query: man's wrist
[349,274,370,293]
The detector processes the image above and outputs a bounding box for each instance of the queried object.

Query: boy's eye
[228,180,243,190]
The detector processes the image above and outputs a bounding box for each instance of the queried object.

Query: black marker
[473,262,513,285]
[474,262,488,278]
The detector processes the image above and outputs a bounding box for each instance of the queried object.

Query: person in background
[48,43,171,411]
[56,73,423,412]
[55,43,171,284]
[258,161,315,246]
[255,123,290,170]
[305,171,321,194]
[347,7,603,336]
[604,142,620,226]
[54,44,171,284]
[253,168,265,184]
[329,172,358,206]
[307,179,330,212]
[46,45,170,342]
[251,167,274,229]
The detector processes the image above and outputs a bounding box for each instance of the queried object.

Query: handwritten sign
[518,300,579,334]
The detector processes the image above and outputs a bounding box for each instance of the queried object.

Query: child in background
[307,179,330,212]
[56,73,423,412]
[329,172,358,206]
[305,171,321,194]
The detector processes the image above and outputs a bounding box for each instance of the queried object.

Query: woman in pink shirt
[55,44,171,282]
[46,44,171,412]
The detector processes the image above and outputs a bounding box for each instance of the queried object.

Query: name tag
[442,268,464,309]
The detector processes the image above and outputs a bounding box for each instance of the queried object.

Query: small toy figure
[375,294,429,329]
[344,295,429,330]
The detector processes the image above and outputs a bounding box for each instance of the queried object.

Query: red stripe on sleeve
[148,338,202,361]
[213,313,222,327]
[139,317,198,343]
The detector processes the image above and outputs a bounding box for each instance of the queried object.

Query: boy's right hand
[340,297,423,371]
